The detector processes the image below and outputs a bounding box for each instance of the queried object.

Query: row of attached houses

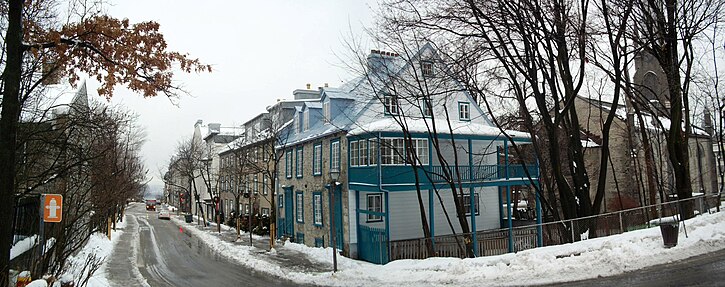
[172,44,541,264]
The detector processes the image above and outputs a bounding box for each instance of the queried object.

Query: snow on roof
[349,117,530,139]
[323,87,357,100]
[304,102,322,109]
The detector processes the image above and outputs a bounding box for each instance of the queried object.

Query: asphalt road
[115,203,297,287]
[551,247,725,287]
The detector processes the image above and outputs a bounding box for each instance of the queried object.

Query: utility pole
[329,168,339,273]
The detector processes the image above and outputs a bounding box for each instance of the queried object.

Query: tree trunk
[0,1,25,285]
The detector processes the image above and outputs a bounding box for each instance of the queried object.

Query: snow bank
[174,210,725,286]
[10,235,39,260]
[58,218,125,287]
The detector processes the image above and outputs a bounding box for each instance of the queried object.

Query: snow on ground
[58,216,126,287]
[10,235,39,260]
[176,210,725,286]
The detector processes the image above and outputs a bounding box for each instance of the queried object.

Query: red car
[145,200,157,211]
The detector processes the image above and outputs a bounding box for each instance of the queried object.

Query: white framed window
[367,193,383,222]
[350,140,359,166]
[313,143,322,175]
[244,204,250,215]
[261,208,270,216]
[461,193,480,216]
[359,140,368,166]
[331,140,340,170]
[381,138,405,165]
[313,193,323,226]
[459,102,470,121]
[421,61,434,77]
[296,147,303,178]
[303,109,310,131]
[285,150,293,178]
[369,139,377,165]
[408,139,429,165]
[422,97,432,117]
[296,192,304,223]
[262,175,268,195]
[323,101,331,122]
[384,95,399,115]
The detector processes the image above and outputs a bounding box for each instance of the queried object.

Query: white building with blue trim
[277,44,540,264]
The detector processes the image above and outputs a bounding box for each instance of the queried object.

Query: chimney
[195,120,203,127]
[367,49,399,73]
[704,108,714,136]
[306,83,311,90]
[324,83,329,88]
[208,123,221,135]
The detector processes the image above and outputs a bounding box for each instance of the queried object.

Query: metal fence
[389,194,720,261]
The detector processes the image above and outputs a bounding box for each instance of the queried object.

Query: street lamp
[329,167,340,273]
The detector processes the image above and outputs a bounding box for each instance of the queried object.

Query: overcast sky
[90,1,377,188]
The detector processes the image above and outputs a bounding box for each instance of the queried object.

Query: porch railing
[388,194,719,262]
[427,164,538,182]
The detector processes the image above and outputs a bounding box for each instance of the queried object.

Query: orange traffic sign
[43,194,63,223]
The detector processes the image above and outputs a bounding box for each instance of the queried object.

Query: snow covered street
[174,208,725,286]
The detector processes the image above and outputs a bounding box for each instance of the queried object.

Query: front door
[329,185,343,250]
[284,188,294,237]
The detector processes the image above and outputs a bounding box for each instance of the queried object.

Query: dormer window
[422,97,432,118]
[323,101,331,123]
[303,109,310,131]
[384,94,399,115]
[459,102,470,121]
[421,61,434,77]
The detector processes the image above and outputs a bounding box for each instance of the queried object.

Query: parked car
[158,209,171,220]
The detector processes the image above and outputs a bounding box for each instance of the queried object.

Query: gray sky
[93,1,376,187]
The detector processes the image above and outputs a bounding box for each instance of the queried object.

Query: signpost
[43,194,63,223]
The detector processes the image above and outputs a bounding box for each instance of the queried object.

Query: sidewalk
[173,216,332,274]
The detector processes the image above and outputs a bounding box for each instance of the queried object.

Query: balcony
[349,164,538,189]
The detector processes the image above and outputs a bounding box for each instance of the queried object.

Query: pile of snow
[58,219,125,287]
[175,209,725,286]
[10,235,39,260]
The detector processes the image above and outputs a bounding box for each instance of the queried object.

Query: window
[296,232,305,244]
[330,140,340,170]
[262,175,268,195]
[253,174,259,194]
[313,143,322,175]
[314,237,324,248]
[244,204,250,215]
[296,192,304,223]
[421,61,434,77]
[285,150,292,178]
[408,139,429,165]
[384,94,399,115]
[261,208,270,217]
[313,192,323,226]
[278,195,283,208]
[381,138,405,165]
[323,101,331,122]
[367,193,383,222]
[296,147,303,178]
[369,139,377,165]
[422,97,432,117]
[303,109,310,131]
[460,193,480,216]
[459,102,470,121]
[350,141,359,166]
[359,140,368,166]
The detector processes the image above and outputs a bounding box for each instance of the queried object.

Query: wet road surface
[550,247,725,287]
[108,203,297,287]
